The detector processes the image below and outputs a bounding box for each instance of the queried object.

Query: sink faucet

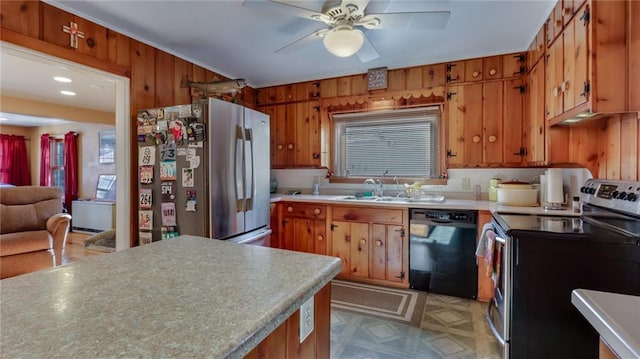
[364,178,384,197]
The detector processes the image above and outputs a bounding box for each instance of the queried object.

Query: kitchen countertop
[0,235,342,358]
[572,289,640,358]
[271,193,580,216]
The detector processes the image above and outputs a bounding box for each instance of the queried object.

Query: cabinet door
[482,81,504,164]
[503,78,524,164]
[386,225,405,283]
[292,218,314,253]
[484,56,503,80]
[465,58,483,82]
[370,224,387,281]
[545,39,564,120]
[331,221,351,276]
[282,215,295,251]
[349,223,369,278]
[271,104,288,167]
[570,10,588,109]
[314,220,327,255]
[446,84,483,166]
[525,62,546,163]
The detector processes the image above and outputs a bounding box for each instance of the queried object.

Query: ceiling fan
[243,0,450,62]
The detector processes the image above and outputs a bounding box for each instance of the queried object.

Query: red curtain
[0,134,31,185]
[64,132,78,215]
[39,134,51,186]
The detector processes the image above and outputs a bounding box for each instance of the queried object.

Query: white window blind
[333,107,440,177]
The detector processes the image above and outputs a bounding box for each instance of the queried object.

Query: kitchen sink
[332,195,409,202]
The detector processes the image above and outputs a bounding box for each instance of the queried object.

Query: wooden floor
[62,231,108,265]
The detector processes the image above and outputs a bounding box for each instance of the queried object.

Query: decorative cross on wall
[62,21,85,49]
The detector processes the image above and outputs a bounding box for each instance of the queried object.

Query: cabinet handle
[277,144,283,150]
[287,143,294,150]
[318,235,324,242]
[375,239,383,247]
[489,68,497,76]
[488,135,497,143]
[563,7,573,16]
[552,86,561,97]
[555,19,563,28]
[359,238,366,245]
[314,208,321,215]
[560,81,569,92]
[472,135,481,143]
[287,206,293,213]
[472,71,481,78]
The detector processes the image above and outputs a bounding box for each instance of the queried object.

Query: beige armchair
[0,186,71,279]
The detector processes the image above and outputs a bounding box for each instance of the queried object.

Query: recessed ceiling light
[54,76,72,83]
[60,90,76,96]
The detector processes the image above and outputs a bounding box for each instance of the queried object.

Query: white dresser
[71,200,116,233]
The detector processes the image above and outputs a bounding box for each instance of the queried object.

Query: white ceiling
[44,0,555,88]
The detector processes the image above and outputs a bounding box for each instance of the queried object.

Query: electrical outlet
[299,296,314,343]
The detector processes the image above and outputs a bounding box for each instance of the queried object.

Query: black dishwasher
[409,208,478,299]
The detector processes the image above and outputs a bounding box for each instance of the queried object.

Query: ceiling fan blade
[275,28,329,54]
[361,11,451,30]
[356,31,379,63]
[243,0,331,24]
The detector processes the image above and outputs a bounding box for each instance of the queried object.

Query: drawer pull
[287,143,294,150]
[314,208,321,215]
[472,71,481,78]
[489,68,497,76]
[318,235,324,242]
[277,144,283,150]
[287,206,293,213]
[359,238,366,245]
[375,240,383,247]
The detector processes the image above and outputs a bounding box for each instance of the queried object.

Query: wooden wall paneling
[204,69,218,81]
[285,309,315,359]
[294,82,309,102]
[320,78,337,98]
[41,3,74,49]
[619,112,638,180]
[606,115,621,180]
[174,57,191,105]
[566,121,599,176]
[154,50,175,107]
[483,81,503,163]
[387,69,405,92]
[0,1,40,38]
[504,78,524,163]
[350,74,367,95]
[75,17,108,60]
[314,284,331,359]
[548,125,570,164]
[191,65,206,82]
[130,40,156,110]
[405,67,422,90]
[336,76,352,97]
[308,101,320,167]
[423,64,445,88]
[106,29,130,68]
[446,85,465,165]
[629,0,640,111]
[276,84,294,103]
[483,56,503,80]
[464,58,483,82]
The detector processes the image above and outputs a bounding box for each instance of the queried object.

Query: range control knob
[627,193,638,202]
[589,188,597,194]
[612,191,620,199]
[580,186,587,193]
[619,192,628,200]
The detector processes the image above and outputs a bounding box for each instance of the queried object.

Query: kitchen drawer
[332,207,404,225]
[282,202,326,219]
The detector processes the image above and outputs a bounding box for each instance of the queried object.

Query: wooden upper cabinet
[405,67,423,90]
[503,53,526,78]
[319,78,338,98]
[42,4,75,49]
[423,64,445,88]
[527,26,546,70]
[630,0,640,111]
[446,83,483,166]
[446,61,465,84]
[336,76,352,97]
[387,69,406,91]
[482,81,504,164]
[350,73,368,95]
[547,1,564,46]
[524,61,546,163]
[483,56,503,80]
[503,78,525,163]
[465,58,483,82]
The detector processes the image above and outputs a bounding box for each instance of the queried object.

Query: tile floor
[330,293,500,359]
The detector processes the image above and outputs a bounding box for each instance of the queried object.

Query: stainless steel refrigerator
[137,98,270,244]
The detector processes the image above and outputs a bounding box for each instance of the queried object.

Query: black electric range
[487,179,640,359]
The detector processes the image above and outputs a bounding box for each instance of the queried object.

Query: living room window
[50,139,65,191]
[332,106,440,178]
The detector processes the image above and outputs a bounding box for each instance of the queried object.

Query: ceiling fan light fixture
[323,28,364,57]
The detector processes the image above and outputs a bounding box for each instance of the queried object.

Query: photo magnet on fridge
[186,190,197,212]
[160,161,177,180]
[139,188,152,209]
[182,168,194,187]
[139,210,153,230]
[159,143,177,161]
[139,231,153,245]
[187,122,206,142]
[139,146,156,166]
[161,202,177,226]
[161,181,176,201]
[139,165,154,184]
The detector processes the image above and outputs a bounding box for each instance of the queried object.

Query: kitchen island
[0,235,342,358]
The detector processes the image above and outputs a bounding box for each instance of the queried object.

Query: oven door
[486,226,511,358]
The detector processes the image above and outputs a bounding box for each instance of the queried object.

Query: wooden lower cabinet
[280,202,328,255]
[330,206,408,287]
[245,283,331,359]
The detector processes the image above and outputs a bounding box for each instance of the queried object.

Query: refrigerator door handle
[235,126,245,212]
[244,128,254,211]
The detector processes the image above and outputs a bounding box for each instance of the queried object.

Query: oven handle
[486,300,506,346]
[495,236,506,244]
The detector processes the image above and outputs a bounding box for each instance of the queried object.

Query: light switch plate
[299,296,314,343]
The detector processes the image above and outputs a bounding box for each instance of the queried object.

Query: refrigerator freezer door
[243,106,270,233]
[208,99,245,239]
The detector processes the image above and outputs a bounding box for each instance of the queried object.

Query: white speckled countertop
[572,289,640,359]
[0,235,342,358]
[272,194,580,216]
